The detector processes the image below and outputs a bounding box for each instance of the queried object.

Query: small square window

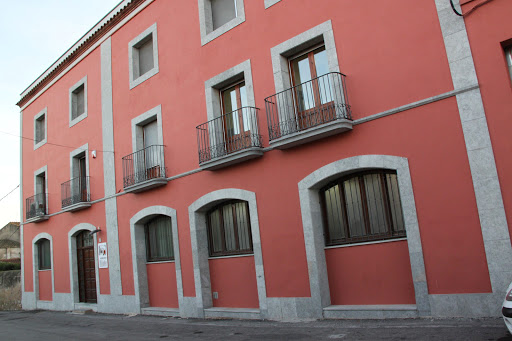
[198,0,245,46]
[69,76,88,127]
[33,108,47,150]
[129,23,159,89]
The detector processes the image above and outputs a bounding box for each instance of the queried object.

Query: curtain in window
[145,216,174,261]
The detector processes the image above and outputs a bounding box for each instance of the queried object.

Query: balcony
[197,106,263,170]
[26,193,48,223]
[122,145,167,193]
[265,72,352,149]
[61,176,91,212]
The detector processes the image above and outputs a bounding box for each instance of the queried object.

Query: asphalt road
[0,310,511,341]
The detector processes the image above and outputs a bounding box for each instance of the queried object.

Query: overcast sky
[0,0,121,228]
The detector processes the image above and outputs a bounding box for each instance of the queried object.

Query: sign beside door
[98,242,108,269]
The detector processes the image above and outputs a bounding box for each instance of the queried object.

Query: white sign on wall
[98,242,108,269]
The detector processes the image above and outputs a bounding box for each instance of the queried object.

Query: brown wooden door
[77,231,97,303]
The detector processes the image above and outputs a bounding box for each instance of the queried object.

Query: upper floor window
[33,108,47,150]
[198,0,245,46]
[321,170,406,247]
[37,238,51,270]
[506,46,512,83]
[69,76,88,126]
[145,216,174,262]
[129,23,159,89]
[207,200,253,257]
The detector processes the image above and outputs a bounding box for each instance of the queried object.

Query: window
[207,200,253,257]
[198,0,245,46]
[37,239,51,270]
[69,76,87,126]
[69,145,89,205]
[321,170,406,246]
[33,108,47,150]
[145,216,174,262]
[129,23,159,89]
[35,169,47,215]
[506,46,512,83]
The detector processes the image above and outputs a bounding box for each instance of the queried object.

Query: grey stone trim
[188,189,267,318]
[353,84,479,125]
[101,38,123,299]
[430,293,501,317]
[128,23,159,89]
[270,20,340,95]
[68,223,100,305]
[298,155,430,317]
[68,76,88,127]
[435,0,512,306]
[266,297,318,321]
[69,143,89,181]
[323,305,418,319]
[198,0,245,46]
[204,59,256,122]
[129,206,184,315]
[204,307,260,319]
[32,233,55,305]
[264,0,281,9]
[142,307,180,317]
[33,107,47,150]
[131,104,164,153]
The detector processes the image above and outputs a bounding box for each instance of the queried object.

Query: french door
[77,231,97,303]
[289,45,335,130]
[221,81,250,153]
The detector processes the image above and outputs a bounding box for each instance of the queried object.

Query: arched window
[207,200,253,257]
[145,216,174,262]
[37,238,51,270]
[321,170,406,246]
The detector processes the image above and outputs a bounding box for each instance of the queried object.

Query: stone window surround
[131,105,164,153]
[198,0,245,46]
[204,59,256,122]
[270,20,340,95]
[68,223,100,305]
[188,189,267,318]
[130,206,184,313]
[128,23,159,90]
[264,0,281,9]
[32,233,54,302]
[298,155,430,317]
[69,76,88,127]
[70,144,89,181]
[33,107,47,150]
[34,165,48,215]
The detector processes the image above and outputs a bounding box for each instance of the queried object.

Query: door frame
[68,223,100,305]
[76,230,97,303]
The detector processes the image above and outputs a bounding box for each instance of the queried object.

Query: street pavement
[0,310,511,340]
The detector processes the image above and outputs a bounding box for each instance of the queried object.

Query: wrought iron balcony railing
[122,145,166,188]
[61,176,90,208]
[196,106,263,164]
[264,72,351,141]
[26,193,47,220]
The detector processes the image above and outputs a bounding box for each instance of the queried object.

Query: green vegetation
[0,262,21,271]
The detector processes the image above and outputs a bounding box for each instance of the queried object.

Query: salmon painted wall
[21,0,494,304]
[325,241,415,305]
[461,0,512,241]
[38,270,52,301]
[146,262,178,308]
[209,256,259,308]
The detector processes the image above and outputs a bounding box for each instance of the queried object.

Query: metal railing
[26,193,46,220]
[264,72,351,141]
[61,176,90,208]
[122,145,166,188]
[196,106,263,164]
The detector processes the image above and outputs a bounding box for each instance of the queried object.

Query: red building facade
[17,0,512,319]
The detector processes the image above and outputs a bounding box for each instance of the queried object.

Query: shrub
[0,262,21,271]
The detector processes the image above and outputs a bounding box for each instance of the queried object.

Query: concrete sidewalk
[0,310,511,340]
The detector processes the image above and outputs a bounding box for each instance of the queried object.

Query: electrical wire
[0,185,19,203]
[0,130,114,154]
[450,0,495,17]
[450,0,463,16]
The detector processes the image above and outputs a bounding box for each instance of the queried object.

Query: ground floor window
[207,200,253,257]
[37,238,51,270]
[145,216,174,262]
[321,170,406,246]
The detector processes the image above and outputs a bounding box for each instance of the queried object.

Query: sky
[0,0,122,228]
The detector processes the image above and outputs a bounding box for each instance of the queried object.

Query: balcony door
[35,173,46,215]
[289,45,334,129]
[143,120,160,179]
[78,156,87,202]
[221,81,250,153]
